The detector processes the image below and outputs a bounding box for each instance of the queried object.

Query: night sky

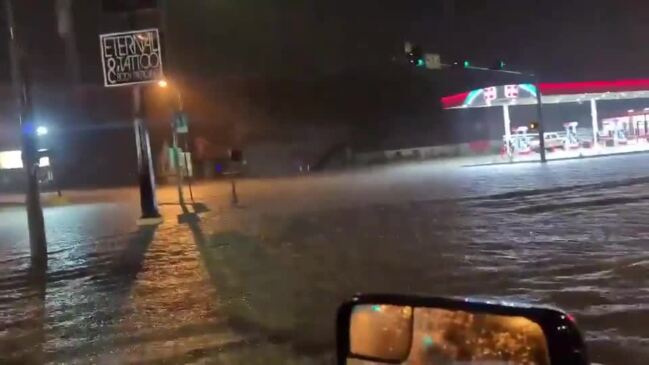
[0,1,645,87]
[1,1,649,183]
[159,0,649,83]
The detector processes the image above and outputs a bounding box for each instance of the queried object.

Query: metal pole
[133,86,161,219]
[172,125,185,205]
[171,87,186,204]
[590,99,599,148]
[50,153,62,197]
[175,88,194,202]
[6,0,47,267]
[159,1,186,206]
[535,79,547,163]
[183,136,194,202]
[230,178,238,206]
[127,13,160,221]
[503,104,512,159]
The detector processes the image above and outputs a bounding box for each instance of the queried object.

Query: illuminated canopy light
[442,78,649,109]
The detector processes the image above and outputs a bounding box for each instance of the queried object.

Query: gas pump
[634,118,649,140]
[563,122,580,149]
[614,120,628,145]
[512,126,533,154]
[601,120,628,146]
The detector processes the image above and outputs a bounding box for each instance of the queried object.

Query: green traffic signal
[406,46,425,68]
[463,60,471,68]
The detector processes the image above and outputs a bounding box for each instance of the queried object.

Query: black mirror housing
[336,294,589,365]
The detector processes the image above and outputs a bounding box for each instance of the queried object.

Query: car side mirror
[336,294,588,365]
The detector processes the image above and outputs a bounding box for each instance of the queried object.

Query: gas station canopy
[441,79,649,109]
[440,79,649,163]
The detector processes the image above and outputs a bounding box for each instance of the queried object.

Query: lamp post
[158,79,193,203]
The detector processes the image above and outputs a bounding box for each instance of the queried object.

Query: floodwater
[2,154,649,364]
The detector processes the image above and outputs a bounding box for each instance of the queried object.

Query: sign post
[100,28,163,224]
[174,112,194,202]
[171,112,185,206]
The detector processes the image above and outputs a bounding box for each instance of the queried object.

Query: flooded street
[2,154,649,364]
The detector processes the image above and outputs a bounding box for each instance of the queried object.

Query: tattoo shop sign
[100,28,163,87]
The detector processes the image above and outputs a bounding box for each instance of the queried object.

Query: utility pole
[5,0,47,267]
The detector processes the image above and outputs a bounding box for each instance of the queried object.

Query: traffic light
[529,122,539,130]
[451,60,472,69]
[406,46,425,67]
[492,60,506,70]
[102,0,157,12]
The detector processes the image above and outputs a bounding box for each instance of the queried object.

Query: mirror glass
[350,304,413,362]
[348,305,550,365]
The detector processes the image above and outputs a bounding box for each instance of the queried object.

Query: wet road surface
[2,154,649,364]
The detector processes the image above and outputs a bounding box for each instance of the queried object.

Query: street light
[157,78,192,203]
[157,78,182,110]
[36,126,48,136]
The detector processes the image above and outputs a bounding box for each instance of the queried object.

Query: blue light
[22,123,36,135]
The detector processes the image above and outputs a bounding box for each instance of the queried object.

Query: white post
[590,99,599,148]
[503,104,512,156]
